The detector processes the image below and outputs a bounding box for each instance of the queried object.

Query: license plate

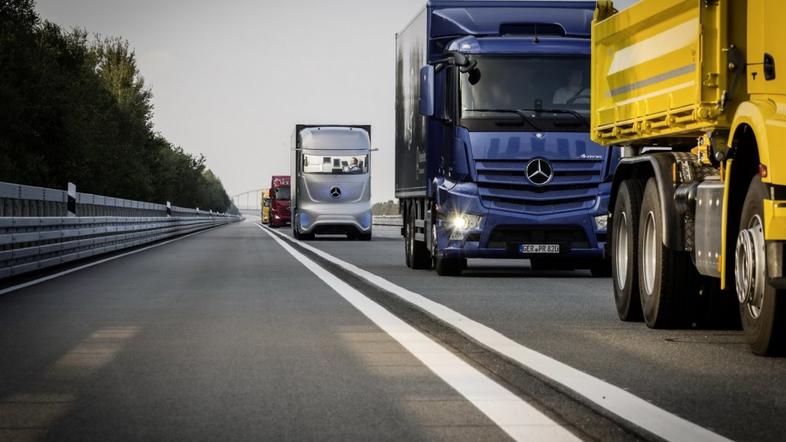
[519,244,560,254]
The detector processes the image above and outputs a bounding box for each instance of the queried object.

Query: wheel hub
[735,215,766,319]
[432,224,438,259]
[642,211,658,296]
[614,212,629,289]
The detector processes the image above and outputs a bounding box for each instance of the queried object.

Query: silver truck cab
[291,125,372,240]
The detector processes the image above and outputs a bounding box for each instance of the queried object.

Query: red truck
[268,175,291,228]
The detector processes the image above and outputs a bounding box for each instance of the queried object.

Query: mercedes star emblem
[525,159,554,186]
[330,187,342,199]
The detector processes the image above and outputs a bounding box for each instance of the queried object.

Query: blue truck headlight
[594,215,609,231]
[359,211,372,228]
[449,213,482,231]
[300,212,311,229]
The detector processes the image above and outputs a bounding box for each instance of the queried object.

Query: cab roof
[300,127,371,151]
[428,0,595,39]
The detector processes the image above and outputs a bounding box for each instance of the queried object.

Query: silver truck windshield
[303,154,369,174]
[460,56,590,132]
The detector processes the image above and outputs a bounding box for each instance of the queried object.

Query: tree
[0,0,233,213]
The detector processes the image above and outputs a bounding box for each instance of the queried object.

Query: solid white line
[0,224,228,296]
[256,223,579,442]
[265,225,730,442]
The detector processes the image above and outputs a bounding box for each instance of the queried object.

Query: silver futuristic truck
[291,125,373,241]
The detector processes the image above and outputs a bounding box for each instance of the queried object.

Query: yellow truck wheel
[611,180,644,321]
[638,179,697,328]
[736,176,786,355]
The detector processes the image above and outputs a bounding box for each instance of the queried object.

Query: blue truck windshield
[460,56,590,132]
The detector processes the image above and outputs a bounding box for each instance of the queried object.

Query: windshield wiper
[517,108,589,127]
[463,108,542,132]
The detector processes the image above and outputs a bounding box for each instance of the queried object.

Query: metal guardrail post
[67,182,77,217]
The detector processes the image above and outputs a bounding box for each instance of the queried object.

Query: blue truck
[395,0,619,276]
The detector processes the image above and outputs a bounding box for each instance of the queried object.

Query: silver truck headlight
[449,213,482,231]
[595,215,609,231]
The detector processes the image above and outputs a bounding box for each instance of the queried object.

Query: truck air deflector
[446,36,590,55]
[429,3,595,38]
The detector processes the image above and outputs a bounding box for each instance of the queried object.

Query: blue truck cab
[395,0,619,276]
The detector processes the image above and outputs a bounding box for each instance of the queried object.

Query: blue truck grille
[475,159,604,214]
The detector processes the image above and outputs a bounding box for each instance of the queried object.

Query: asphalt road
[0,221,512,441]
[1,219,784,441]
[286,224,786,442]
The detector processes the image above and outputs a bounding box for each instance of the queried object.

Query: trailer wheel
[736,176,786,355]
[404,216,413,268]
[638,178,694,328]
[405,206,430,269]
[611,180,644,321]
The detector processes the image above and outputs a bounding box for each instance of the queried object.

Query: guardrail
[0,181,240,280]
[373,215,403,226]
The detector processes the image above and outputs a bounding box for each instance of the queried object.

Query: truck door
[748,0,786,96]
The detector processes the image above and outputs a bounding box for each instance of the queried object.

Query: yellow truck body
[593,0,786,235]
[591,0,745,145]
[592,0,786,355]
[261,189,271,224]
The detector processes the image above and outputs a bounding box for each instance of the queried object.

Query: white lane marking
[256,223,579,442]
[608,18,699,75]
[0,225,227,296]
[265,226,730,442]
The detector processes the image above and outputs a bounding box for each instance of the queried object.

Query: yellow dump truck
[261,189,271,224]
[592,0,786,354]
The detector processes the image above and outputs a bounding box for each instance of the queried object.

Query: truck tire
[295,231,314,241]
[431,221,463,275]
[590,259,612,277]
[611,180,644,321]
[736,176,786,355]
[638,178,695,328]
[405,207,430,269]
[435,255,466,276]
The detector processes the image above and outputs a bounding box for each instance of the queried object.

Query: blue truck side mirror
[419,65,435,117]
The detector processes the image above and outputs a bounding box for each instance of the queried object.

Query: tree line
[372,200,399,216]
[0,0,235,213]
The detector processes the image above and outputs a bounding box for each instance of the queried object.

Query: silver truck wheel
[736,176,786,355]
[611,180,643,321]
[642,211,658,297]
[614,211,630,286]
[736,215,766,320]
[638,179,694,328]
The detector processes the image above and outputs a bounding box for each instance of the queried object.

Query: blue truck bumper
[435,183,608,261]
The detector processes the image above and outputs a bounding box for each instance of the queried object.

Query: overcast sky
[36,0,638,203]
